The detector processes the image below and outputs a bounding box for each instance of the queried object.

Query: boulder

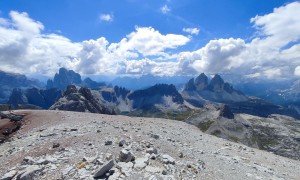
[16,165,43,180]
[146,147,158,154]
[119,149,135,162]
[134,157,149,170]
[116,162,133,176]
[1,170,17,180]
[93,159,115,179]
[162,154,175,165]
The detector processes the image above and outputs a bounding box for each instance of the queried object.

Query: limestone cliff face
[50,85,116,115]
[0,70,42,103]
[7,88,62,109]
[46,68,105,90]
[183,73,248,103]
[128,84,184,110]
[47,68,82,90]
[195,73,208,91]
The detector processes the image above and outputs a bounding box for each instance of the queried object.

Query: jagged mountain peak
[208,74,225,92]
[50,85,116,115]
[184,78,196,91]
[182,73,248,104]
[47,68,82,90]
[47,68,105,90]
[195,73,208,91]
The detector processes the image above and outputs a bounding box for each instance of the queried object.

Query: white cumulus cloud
[177,38,246,74]
[160,5,170,14]
[183,28,200,35]
[294,66,300,76]
[100,13,113,22]
[123,26,190,56]
[177,2,300,79]
[1,2,300,80]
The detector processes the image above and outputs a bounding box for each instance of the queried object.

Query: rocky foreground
[0,110,299,180]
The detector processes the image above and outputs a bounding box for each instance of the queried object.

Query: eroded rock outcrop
[50,85,116,115]
[47,68,82,90]
[46,68,106,90]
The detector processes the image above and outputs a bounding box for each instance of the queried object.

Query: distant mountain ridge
[94,84,188,116]
[111,74,192,90]
[47,68,105,90]
[182,73,248,106]
[7,88,62,109]
[0,70,43,103]
[2,68,300,119]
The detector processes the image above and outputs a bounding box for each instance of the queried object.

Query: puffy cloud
[177,38,246,74]
[182,28,200,35]
[294,66,300,76]
[178,2,300,79]
[125,58,178,76]
[0,11,81,75]
[262,68,282,79]
[250,2,300,48]
[99,13,113,22]
[10,11,44,34]
[0,11,190,76]
[243,2,300,78]
[123,27,190,56]
[75,26,190,75]
[160,5,170,14]
[1,2,300,80]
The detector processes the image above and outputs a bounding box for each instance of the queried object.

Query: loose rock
[162,154,175,165]
[93,159,115,179]
[119,149,135,162]
[105,140,113,145]
[16,165,43,180]
[1,170,17,180]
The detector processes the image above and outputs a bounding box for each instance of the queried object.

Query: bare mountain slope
[185,104,300,160]
[0,110,299,179]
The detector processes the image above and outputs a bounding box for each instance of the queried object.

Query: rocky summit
[47,68,105,90]
[49,85,116,115]
[182,74,248,104]
[0,110,299,180]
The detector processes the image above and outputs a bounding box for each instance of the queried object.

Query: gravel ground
[0,110,299,180]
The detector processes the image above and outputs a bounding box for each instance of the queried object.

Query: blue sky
[0,0,300,80]
[0,0,290,45]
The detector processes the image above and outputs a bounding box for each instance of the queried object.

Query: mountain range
[1,68,300,161]
[0,70,43,103]
[2,67,300,119]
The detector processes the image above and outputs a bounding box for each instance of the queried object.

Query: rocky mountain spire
[184,78,196,91]
[208,74,224,92]
[195,73,208,91]
[47,68,82,90]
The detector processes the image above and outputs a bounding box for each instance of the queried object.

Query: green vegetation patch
[255,136,279,150]
[197,120,215,132]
